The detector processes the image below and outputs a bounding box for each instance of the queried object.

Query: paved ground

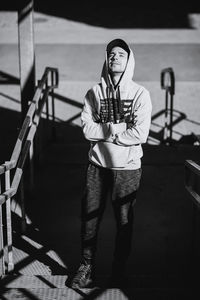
[0,146,199,299]
[0,9,200,299]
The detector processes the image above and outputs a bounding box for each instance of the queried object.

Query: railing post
[161,67,175,145]
[185,160,200,279]
[51,71,56,141]
[5,165,14,273]
[20,176,27,233]
[29,139,34,191]
[164,86,169,142]
[0,179,5,276]
[34,79,42,166]
[0,68,59,276]
[45,78,50,143]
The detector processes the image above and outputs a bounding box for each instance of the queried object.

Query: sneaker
[69,263,93,289]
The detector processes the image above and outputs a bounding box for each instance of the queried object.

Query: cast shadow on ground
[0,71,21,162]
[0,71,20,85]
[149,108,200,145]
[52,91,200,146]
[1,2,200,28]
[0,84,199,299]
[0,107,197,300]
[35,1,200,29]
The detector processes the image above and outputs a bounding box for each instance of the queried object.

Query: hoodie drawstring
[112,86,119,123]
[117,86,124,122]
[103,85,124,124]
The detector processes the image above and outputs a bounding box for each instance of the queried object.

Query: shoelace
[74,264,91,282]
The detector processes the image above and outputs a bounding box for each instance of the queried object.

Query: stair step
[0,275,68,288]
[0,275,193,299]
[0,287,193,300]
[0,287,80,300]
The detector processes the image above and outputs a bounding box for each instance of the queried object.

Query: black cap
[106,39,130,55]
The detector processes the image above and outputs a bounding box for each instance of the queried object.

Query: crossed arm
[81,89,152,146]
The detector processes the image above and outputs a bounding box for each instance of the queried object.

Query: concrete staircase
[0,274,195,299]
[1,9,200,300]
[1,144,198,299]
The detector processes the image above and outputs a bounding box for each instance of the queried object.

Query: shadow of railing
[0,92,21,105]
[0,67,199,298]
[50,91,200,147]
[149,109,200,145]
[148,67,200,146]
[35,2,200,29]
[2,2,200,28]
[149,109,186,144]
[0,71,20,85]
[1,69,200,146]
[52,92,83,110]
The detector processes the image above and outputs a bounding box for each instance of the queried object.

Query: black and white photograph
[0,1,200,299]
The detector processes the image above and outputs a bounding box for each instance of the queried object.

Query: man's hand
[105,134,116,143]
[127,113,137,129]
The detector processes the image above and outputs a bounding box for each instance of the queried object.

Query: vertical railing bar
[0,179,5,276]
[51,71,56,141]
[20,176,26,233]
[45,77,50,143]
[161,67,175,145]
[5,167,14,273]
[0,68,58,276]
[35,79,43,164]
[169,91,173,142]
[164,89,169,142]
[46,78,49,122]
[29,138,34,192]
[185,160,200,277]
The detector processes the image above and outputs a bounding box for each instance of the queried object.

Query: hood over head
[106,38,130,56]
[101,39,135,92]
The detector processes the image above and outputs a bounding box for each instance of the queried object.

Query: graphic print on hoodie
[100,86,134,125]
[81,41,152,169]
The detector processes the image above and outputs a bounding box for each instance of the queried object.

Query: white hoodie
[81,42,152,170]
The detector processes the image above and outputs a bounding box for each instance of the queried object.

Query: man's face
[108,46,128,75]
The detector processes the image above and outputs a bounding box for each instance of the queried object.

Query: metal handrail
[0,67,59,275]
[161,67,175,145]
[185,159,200,207]
[185,160,200,271]
[11,67,58,167]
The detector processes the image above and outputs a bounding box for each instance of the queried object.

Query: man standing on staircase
[68,38,152,289]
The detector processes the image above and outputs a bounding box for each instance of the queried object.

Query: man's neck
[111,73,122,87]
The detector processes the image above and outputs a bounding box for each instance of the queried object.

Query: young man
[69,39,152,289]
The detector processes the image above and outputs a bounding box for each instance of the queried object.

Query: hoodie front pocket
[91,142,130,168]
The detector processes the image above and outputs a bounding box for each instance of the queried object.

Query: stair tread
[1,275,68,288]
[0,286,193,300]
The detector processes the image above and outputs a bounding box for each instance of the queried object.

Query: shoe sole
[71,278,94,290]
